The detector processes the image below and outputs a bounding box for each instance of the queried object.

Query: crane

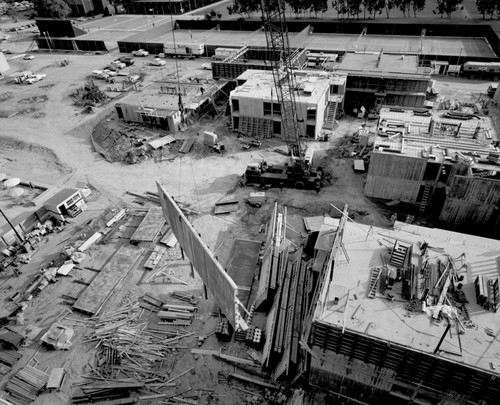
[241,0,323,190]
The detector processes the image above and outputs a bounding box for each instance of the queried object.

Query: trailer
[163,42,204,58]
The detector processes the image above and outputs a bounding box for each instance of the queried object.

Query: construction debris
[6,365,50,405]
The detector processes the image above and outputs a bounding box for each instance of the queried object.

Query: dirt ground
[0,10,499,405]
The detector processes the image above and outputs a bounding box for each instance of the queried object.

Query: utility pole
[0,208,24,245]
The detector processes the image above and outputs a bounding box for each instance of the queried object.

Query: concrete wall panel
[156,183,239,326]
[364,175,421,202]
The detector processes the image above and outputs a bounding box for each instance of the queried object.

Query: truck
[163,42,204,58]
[25,73,46,84]
[13,70,32,84]
[242,160,322,190]
[203,131,224,153]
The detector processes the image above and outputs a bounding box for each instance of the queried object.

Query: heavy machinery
[241,0,323,191]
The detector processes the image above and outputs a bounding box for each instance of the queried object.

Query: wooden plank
[47,368,65,390]
[130,208,165,243]
[78,232,102,252]
[228,373,279,390]
[178,137,195,154]
[72,245,144,315]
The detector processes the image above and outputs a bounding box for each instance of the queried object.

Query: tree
[435,0,462,18]
[394,0,411,17]
[363,0,385,18]
[227,0,259,19]
[476,0,496,19]
[346,0,363,18]
[411,0,425,17]
[310,0,329,18]
[332,0,349,18]
[384,0,395,18]
[35,0,71,19]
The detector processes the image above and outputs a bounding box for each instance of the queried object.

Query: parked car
[119,56,135,66]
[132,49,149,57]
[92,70,108,80]
[150,58,166,66]
[201,63,212,70]
[103,69,117,77]
[25,73,46,84]
[23,55,35,60]
[1,35,10,41]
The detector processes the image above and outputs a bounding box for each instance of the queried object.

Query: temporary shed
[43,188,86,219]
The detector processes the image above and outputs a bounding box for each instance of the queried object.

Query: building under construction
[331,52,432,113]
[229,69,346,140]
[364,107,500,229]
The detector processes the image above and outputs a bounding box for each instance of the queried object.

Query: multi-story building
[229,69,346,140]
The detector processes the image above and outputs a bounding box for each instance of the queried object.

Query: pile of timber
[171,291,198,305]
[72,379,143,403]
[139,293,164,311]
[126,191,199,216]
[158,302,197,326]
[6,365,50,405]
[0,348,22,367]
[78,299,193,380]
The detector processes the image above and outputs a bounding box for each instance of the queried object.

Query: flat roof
[314,218,500,375]
[335,52,429,77]
[231,70,331,104]
[117,81,213,111]
[374,108,498,166]
[43,188,79,208]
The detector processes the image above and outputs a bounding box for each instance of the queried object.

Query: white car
[150,58,166,66]
[201,63,212,70]
[23,55,35,60]
[25,73,46,84]
[1,35,10,41]
[132,49,149,57]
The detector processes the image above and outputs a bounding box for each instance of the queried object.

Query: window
[232,99,239,112]
[273,120,281,135]
[307,108,317,120]
[331,85,339,94]
[273,103,281,115]
[264,102,272,115]
[233,116,239,131]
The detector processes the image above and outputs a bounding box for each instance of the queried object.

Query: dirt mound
[0,136,71,174]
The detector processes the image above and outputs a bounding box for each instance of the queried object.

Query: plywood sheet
[226,239,260,307]
[73,245,143,314]
[130,208,165,242]
[157,183,239,326]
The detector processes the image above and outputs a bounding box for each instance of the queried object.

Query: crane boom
[259,0,306,168]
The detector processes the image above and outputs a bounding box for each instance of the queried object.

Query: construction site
[0,0,499,405]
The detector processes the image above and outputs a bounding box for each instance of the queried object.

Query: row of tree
[228,0,500,20]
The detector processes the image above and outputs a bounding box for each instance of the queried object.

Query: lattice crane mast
[259,0,306,171]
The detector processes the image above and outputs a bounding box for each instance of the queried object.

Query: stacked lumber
[6,365,49,405]
[72,379,143,403]
[139,293,164,311]
[171,291,198,305]
[0,348,22,367]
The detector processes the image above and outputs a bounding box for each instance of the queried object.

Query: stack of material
[144,246,166,270]
[6,365,50,405]
[0,348,22,367]
[171,291,198,305]
[139,293,164,311]
[81,299,193,380]
[72,379,143,403]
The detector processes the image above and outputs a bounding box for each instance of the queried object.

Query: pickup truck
[25,74,46,84]
[150,58,166,66]
[119,56,135,66]
[132,49,149,57]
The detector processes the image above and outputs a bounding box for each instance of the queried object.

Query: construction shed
[43,188,86,220]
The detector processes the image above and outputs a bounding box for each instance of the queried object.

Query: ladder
[419,183,431,213]
[323,101,338,130]
[389,242,408,268]
[368,268,382,298]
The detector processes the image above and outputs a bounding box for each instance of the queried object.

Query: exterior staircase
[389,241,409,268]
[323,101,338,130]
[419,184,431,213]
[368,268,382,298]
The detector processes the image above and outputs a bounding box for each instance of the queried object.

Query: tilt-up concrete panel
[156,182,239,327]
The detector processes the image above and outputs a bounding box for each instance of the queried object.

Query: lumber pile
[0,348,22,367]
[6,365,49,405]
[171,291,198,305]
[72,379,143,403]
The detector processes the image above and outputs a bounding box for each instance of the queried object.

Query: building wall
[364,152,427,202]
[439,175,500,226]
[308,321,500,404]
[0,53,10,76]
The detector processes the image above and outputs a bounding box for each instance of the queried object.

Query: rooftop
[231,69,332,104]
[314,218,500,375]
[373,107,499,171]
[334,52,430,78]
[117,80,213,112]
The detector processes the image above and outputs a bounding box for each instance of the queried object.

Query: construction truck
[203,131,224,153]
[241,0,324,192]
[242,160,322,190]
